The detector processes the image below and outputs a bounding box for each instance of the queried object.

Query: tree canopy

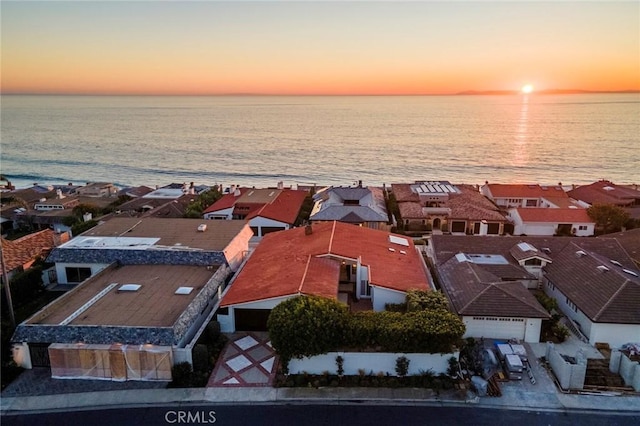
[587,203,630,234]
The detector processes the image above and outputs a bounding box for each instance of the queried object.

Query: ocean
[1,94,639,190]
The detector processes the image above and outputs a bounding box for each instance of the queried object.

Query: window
[525,199,538,207]
[524,258,543,266]
[65,267,92,283]
[578,225,588,231]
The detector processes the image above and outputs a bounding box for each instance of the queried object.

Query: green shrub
[535,292,559,313]
[268,295,348,361]
[395,356,410,377]
[171,362,194,388]
[192,344,209,373]
[552,323,570,342]
[406,290,449,312]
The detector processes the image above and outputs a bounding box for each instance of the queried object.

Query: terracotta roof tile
[514,208,592,223]
[221,222,429,306]
[486,184,568,199]
[567,180,640,206]
[1,229,57,272]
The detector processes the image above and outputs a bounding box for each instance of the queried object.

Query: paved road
[2,404,637,426]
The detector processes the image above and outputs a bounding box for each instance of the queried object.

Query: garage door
[235,309,271,331]
[463,317,525,340]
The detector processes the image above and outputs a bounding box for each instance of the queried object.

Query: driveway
[207,332,278,387]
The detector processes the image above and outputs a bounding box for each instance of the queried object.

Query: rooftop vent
[541,247,551,254]
[118,284,141,292]
[610,260,623,267]
[622,269,639,277]
[603,186,615,191]
[197,224,207,232]
[400,250,407,255]
[575,250,587,258]
[388,248,396,252]
[596,265,609,273]
[175,287,194,295]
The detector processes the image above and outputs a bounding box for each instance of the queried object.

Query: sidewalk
[2,384,639,415]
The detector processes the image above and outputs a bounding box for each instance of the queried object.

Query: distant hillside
[456,89,640,96]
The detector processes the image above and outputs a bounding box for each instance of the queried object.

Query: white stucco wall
[223,224,253,271]
[371,286,406,312]
[589,323,640,349]
[55,263,110,284]
[544,279,593,337]
[288,351,459,376]
[203,206,233,220]
[248,216,289,237]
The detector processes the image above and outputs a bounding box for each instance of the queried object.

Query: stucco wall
[223,224,252,270]
[610,351,640,392]
[55,262,110,284]
[288,351,459,376]
[371,287,406,312]
[589,323,640,349]
[546,342,586,390]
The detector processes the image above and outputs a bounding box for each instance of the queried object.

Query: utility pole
[0,240,16,328]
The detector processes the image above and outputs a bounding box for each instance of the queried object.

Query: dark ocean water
[1,94,639,189]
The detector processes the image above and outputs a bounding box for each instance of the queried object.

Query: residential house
[217,221,430,332]
[429,236,550,342]
[543,243,640,348]
[9,218,254,381]
[508,208,595,236]
[392,182,508,234]
[75,182,118,198]
[46,217,253,285]
[0,229,67,283]
[11,262,230,381]
[117,185,155,199]
[428,233,640,347]
[567,180,640,208]
[116,194,196,218]
[310,185,389,230]
[480,183,570,209]
[203,187,307,238]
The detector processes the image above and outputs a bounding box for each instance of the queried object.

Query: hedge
[268,294,465,362]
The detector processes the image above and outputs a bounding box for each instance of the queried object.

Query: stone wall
[48,248,226,266]
[12,323,175,346]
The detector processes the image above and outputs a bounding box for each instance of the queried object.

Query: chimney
[234,189,241,197]
[305,224,313,235]
[358,180,362,188]
[277,181,284,190]
[479,220,488,236]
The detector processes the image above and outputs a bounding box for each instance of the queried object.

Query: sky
[1,1,639,95]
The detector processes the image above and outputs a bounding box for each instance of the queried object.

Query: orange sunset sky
[1,1,639,95]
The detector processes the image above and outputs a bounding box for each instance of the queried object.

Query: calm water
[1,94,639,189]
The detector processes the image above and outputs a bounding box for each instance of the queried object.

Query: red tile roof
[221,221,429,306]
[1,229,57,272]
[203,189,249,214]
[487,184,567,199]
[515,208,592,223]
[567,181,640,206]
[391,184,420,202]
[246,189,307,224]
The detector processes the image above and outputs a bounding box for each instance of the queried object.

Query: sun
[521,84,534,94]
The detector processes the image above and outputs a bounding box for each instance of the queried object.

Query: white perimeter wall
[371,287,406,312]
[248,216,289,237]
[288,351,459,376]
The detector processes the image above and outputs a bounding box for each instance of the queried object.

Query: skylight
[175,287,194,295]
[388,235,409,247]
[622,269,639,277]
[118,284,141,292]
[517,242,537,252]
[610,260,623,267]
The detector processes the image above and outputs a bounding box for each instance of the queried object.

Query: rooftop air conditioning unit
[197,224,207,232]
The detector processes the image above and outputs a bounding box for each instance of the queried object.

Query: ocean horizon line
[2,90,639,97]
